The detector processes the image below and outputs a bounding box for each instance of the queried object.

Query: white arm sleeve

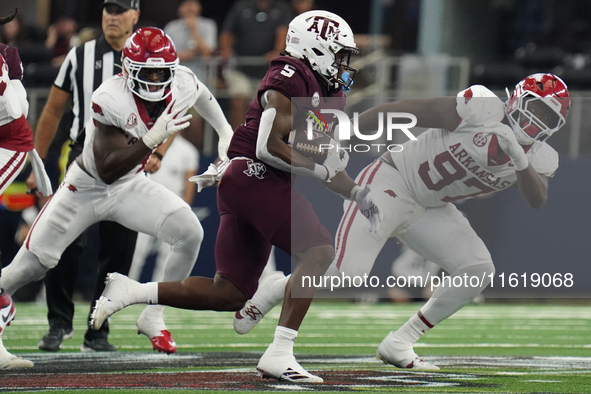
[192,80,233,160]
[255,107,328,180]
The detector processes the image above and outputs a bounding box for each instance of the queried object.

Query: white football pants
[3,161,202,293]
[330,159,494,325]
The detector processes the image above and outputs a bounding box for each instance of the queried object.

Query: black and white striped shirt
[54,36,122,143]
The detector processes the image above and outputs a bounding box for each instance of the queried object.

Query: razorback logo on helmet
[463,88,473,104]
[306,16,340,40]
[92,102,104,116]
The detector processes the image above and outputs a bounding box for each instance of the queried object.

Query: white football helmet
[285,10,359,92]
[505,73,570,145]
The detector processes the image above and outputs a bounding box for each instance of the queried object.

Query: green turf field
[2,301,590,393]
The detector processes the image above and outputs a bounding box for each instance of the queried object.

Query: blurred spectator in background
[164,0,216,83]
[0,11,49,74]
[164,0,217,151]
[71,27,99,48]
[44,16,78,67]
[128,135,199,282]
[0,12,27,47]
[219,0,291,129]
[290,0,314,16]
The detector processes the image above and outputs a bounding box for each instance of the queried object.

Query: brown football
[287,130,333,164]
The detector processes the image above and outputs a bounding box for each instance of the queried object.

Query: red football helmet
[122,27,178,102]
[505,73,570,144]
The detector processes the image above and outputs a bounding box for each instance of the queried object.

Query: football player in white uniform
[232,73,570,370]
[1,27,233,352]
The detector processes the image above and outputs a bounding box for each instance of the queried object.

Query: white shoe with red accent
[0,291,16,335]
[257,343,323,383]
[234,272,287,335]
[0,292,33,370]
[376,330,439,371]
[136,306,177,354]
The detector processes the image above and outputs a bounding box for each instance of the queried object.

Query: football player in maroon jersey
[90,11,382,383]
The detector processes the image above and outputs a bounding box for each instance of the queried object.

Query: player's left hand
[322,139,349,181]
[353,185,383,233]
[189,159,230,192]
[484,122,529,171]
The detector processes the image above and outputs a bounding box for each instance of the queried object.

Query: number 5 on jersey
[281,64,296,78]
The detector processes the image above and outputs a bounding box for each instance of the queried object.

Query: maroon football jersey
[227,56,346,183]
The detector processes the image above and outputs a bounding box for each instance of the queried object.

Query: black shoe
[38,327,75,352]
[80,337,116,352]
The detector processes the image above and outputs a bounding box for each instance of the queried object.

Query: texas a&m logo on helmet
[306,15,340,41]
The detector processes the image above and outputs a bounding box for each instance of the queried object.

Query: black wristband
[152,152,163,161]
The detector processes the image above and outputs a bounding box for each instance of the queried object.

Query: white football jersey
[390,85,559,208]
[81,65,200,184]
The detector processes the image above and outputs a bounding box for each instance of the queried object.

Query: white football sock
[140,282,159,305]
[137,304,166,337]
[253,273,290,310]
[397,261,495,345]
[396,311,433,344]
[272,326,298,353]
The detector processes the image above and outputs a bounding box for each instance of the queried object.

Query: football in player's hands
[288,130,335,164]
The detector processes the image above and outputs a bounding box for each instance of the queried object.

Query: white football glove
[352,185,383,233]
[484,122,529,171]
[189,159,230,192]
[142,100,193,149]
[315,139,348,182]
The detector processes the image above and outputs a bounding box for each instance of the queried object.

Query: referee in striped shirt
[26,0,147,352]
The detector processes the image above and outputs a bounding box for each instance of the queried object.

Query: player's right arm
[256,89,314,169]
[92,120,153,184]
[256,89,347,181]
[93,100,191,184]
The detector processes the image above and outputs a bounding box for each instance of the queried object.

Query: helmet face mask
[332,48,357,91]
[505,73,570,145]
[285,10,359,92]
[126,62,174,102]
[123,27,179,102]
